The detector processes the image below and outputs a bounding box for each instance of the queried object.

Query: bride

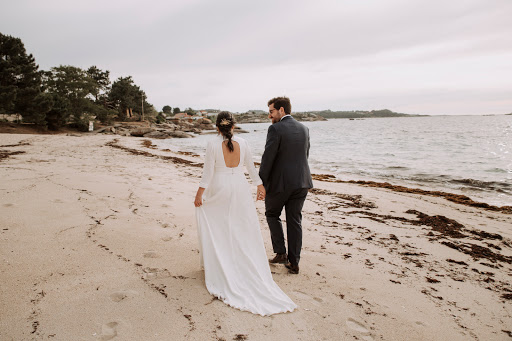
[194,111,297,316]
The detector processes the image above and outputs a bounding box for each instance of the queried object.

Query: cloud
[1,0,511,114]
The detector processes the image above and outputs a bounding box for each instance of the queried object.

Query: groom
[259,96,313,274]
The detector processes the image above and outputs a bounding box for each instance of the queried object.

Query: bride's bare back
[222,140,240,168]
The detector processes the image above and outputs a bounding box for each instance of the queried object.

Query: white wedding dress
[195,135,297,316]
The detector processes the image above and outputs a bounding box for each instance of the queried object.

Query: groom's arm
[259,125,280,187]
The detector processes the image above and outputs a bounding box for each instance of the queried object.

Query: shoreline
[106,138,512,214]
[3,120,509,208]
[1,133,511,340]
[312,174,512,214]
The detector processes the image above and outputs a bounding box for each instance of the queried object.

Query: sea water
[158,115,512,207]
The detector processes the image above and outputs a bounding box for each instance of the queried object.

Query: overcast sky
[1,0,511,115]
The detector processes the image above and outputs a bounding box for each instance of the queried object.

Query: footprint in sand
[161,237,173,242]
[143,251,160,258]
[109,290,138,302]
[143,267,171,279]
[346,318,373,340]
[293,290,323,306]
[3,203,14,207]
[100,322,119,340]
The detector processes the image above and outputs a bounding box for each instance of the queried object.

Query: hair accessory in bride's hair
[220,118,231,126]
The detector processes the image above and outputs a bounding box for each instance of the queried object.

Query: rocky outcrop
[93,118,215,139]
[235,113,327,123]
[130,128,154,137]
[142,130,194,139]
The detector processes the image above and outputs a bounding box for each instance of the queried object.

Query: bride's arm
[195,141,215,206]
[244,139,263,186]
[244,140,265,200]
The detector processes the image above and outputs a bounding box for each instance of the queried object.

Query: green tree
[109,76,153,121]
[155,112,166,124]
[86,66,117,124]
[86,66,110,102]
[109,76,140,120]
[162,105,172,114]
[173,107,180,114]
[42,65,99,129]
[0,33,51,125]
[185,107,196,115]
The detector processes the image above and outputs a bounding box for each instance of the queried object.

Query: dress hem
[207,288,297,317]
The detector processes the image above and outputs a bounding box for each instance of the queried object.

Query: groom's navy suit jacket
[259,116,313,194]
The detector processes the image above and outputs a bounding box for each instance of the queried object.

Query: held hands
[256,184,266,201]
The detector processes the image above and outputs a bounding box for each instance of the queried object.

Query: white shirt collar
[280,114,291,121]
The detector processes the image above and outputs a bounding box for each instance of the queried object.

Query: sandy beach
[1,133,511,341]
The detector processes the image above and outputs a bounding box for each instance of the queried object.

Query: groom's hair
[268,96,291,115]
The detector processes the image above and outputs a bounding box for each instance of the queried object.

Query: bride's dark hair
[216,111,236,152]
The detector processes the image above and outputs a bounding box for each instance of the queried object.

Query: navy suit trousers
[265,188,309,266]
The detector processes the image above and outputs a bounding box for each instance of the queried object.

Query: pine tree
[0,33,51,124]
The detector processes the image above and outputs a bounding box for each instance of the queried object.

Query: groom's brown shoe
[285,262,299,274]
[269,253,288,264]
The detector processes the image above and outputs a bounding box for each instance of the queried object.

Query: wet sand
[1,134,511,340]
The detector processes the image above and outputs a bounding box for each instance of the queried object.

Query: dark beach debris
[0,141,31,148]
[0,150,25,161]
[426,277,441,283]
[401,252,428,256]
[309,188,376,209]
[441,241,511,264]
[421,289,443,300]
[106,139,202,168]
[389,234,399,241]
[405,210,467,238]
[471,268,494,276]
[148,282,168,298]
[182,312,196,331]
[486,243,502,250]
[346,210,416,225]
[382,210,509,255]
[31,321,39,334]
[311,174,339,182]
[501,293,512,300]
[446,259,468,266]
[390,279,401,284]
[233,334,248,341]
[502,330,512,337]
[141,139,157,149]
[347,209,512,267]
[140,272,168,298]
[204,297,219,305]
[470,230,503,240]
[177,150,199,157]
[365,259,374,268]
[311,173,512,214]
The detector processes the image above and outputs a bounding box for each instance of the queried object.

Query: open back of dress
[195,135,297,316]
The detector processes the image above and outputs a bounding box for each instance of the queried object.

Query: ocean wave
[485,167,508,173]
[450,178,511,189]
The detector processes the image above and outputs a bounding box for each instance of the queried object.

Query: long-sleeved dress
[195,134,297,316]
